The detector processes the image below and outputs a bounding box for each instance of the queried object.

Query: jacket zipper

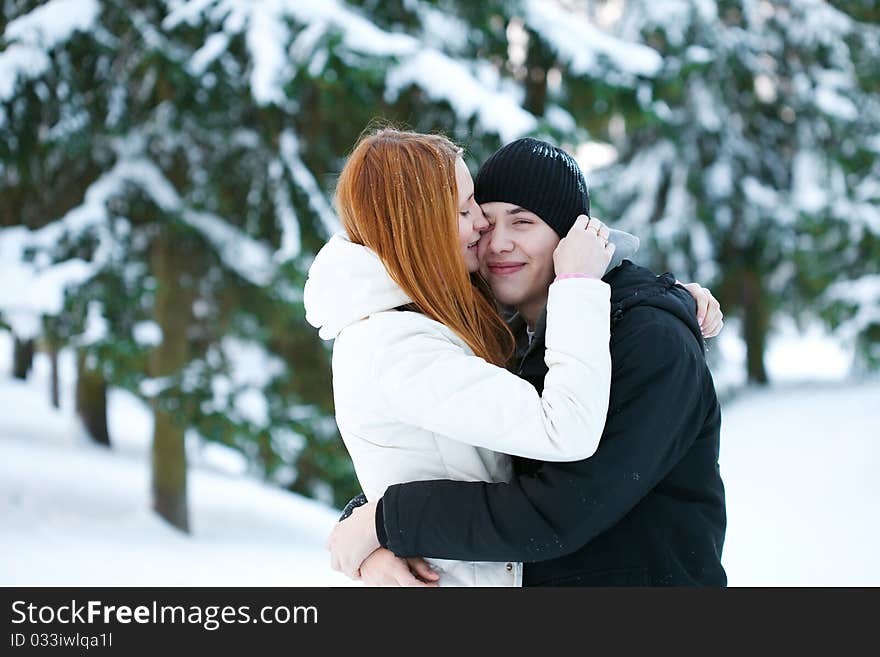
[516,335,542,377]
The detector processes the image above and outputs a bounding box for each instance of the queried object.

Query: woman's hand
[554,215,616,278]
[678,281,724,338]
[326,500,381,579]
[359,549,441,587]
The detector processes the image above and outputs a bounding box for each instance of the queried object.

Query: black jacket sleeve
[379,309,711,562]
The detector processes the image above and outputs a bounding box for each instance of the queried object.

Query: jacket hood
[604,228,640,275]
[604,261,705,349]
[304,233,412,340]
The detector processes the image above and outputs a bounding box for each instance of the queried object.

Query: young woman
[303,128,616,586]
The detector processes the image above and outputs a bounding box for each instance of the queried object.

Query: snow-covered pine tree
[591,0,880,383]
[814,0,880,370]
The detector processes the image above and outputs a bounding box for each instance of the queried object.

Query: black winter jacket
[357,262,727,586]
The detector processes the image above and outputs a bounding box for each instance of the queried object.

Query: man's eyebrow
[505,206,530,215]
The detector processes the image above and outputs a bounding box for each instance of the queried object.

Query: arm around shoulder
[373,279,612,462]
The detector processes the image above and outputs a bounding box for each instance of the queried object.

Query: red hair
[335,128,513,366]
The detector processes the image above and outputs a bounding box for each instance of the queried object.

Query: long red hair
[335,127,513,366]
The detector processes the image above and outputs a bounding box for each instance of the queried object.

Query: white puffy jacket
[304,233,611,586]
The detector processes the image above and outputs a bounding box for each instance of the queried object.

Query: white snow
[710,317,856,395]
[764,318,854,382]
[524,0,663,79]
[279,130,341,236]
[0,227,97,339]
[5,0,100,48]
[0,0,101,101]
[0,45,51,102]
[188,31,230,75]
[825,275,880,342]
[163,0,534,142]
[244,3,290,105]
[417,1,469,52]
[720,380,880,586]
[706,159,733,199]
[234,388,270,427]
[0,336,353,586]
[575,141,619,176]
[545,105,577,135]
[44,137,279,288]
[814,85,858,121]
[612,140,677,231]
[192,337,287,426]
[742,176,780,211]
[689,77,722,132]
[79,301,109,346]
[133,321,163,347]
[793,150,828,213]
[269,159,302,262]
[220,337,286,390]
[384,50,537,144]
[181,210,276,286]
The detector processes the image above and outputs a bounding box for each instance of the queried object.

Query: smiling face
[455,157,489,273]
[478,202,560,317]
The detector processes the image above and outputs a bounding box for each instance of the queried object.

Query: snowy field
[1,330,878,587]
[0,334,354,587]
[720,381,880,585]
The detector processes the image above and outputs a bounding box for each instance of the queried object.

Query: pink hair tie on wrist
[554,273,597,282]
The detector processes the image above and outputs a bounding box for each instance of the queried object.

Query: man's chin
[486,283,523,308]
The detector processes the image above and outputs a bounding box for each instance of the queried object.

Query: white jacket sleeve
[374,278,612,462]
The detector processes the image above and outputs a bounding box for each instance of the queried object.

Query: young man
[330,138,727,587]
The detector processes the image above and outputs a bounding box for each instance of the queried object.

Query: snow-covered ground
[1,329,877,586]
[0,334,354,587]
[720,380,880,586]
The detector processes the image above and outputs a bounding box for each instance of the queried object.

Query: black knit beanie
[474,137,590,238]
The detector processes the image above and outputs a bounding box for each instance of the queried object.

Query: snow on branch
[0,0,101,101]
[0,227,96,339]
[384,52,537,143]
[164,0,537,142]
[523,0,663,80]
[16,138,277,300]
[181,210,275,286]
[825,275,880,341]
[279,130,341,236]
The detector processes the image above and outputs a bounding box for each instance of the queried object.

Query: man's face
[477,202,560,309]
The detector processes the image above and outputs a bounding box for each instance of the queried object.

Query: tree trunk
[13,336,34,380]
[49,344,60,409]
[75,350,110,445]
[149,226,192,533]
[523,29,553,117]
[151,398,189,532]
[740,269,770,384]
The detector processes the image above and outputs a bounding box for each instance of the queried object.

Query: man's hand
[326,500,381,579]
[678,281,723,338]
[359,549,441,587]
